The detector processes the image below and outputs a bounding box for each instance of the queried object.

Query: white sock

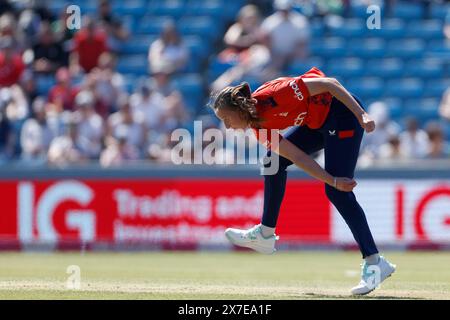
[260,224,275,238]
[365,254,380,265]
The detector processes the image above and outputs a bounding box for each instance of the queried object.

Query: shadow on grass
[301,292,424,300]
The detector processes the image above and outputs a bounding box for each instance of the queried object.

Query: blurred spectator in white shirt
[107,94,146,155]
[100,125,139,167]
[378,133,408,161]
[148,20,189,74]
[444,9,450,40]
[151,67,190,130]
[360,101,401,160]
[130,81,165,134]
[220,4,263,64]
[439,87,450,121]
[20,97,54,164]
[47,116,86,167]
[89,52,126,113]
[425,121,450,159]
[399,116,430,159]
[0,13,26,52]
[72,90,104,159]
[1,85,29,126]
[260,0,310,71]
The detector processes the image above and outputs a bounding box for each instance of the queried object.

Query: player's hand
[334,177,357,192]
[359,112,375,133]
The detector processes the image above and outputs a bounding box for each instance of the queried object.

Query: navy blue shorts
[280,95,365,178]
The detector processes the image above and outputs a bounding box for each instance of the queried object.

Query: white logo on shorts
[329,130,336,136]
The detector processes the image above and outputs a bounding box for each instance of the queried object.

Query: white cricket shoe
[225,224,279,255]
[351,256,396,295]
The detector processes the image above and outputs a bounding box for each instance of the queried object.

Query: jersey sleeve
[252,128,283,150]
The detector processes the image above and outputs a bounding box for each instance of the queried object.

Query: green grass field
[0,251,449,299]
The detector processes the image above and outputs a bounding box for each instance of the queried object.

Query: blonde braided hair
[210,82,261,127]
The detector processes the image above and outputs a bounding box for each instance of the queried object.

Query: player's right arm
[303,77,375,133]
[273,137,357,192]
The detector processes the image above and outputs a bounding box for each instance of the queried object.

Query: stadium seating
[67,0,447,125]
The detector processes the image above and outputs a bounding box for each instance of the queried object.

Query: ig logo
[66,265,81,290]
[66,5,81,30]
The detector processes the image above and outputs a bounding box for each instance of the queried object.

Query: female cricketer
[211,67,396,295]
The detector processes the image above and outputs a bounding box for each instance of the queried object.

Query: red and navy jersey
[251,67,332,148]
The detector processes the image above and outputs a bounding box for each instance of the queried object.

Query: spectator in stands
[48,67,79,112]
[399,116,429,159]
[0,36,25,87]
[19,69,38,106]
[78,72,110,118]
[89,52,126,113]
[439,87,450,121]
[32,21,67,74]
[100,125,139,167]
[18,2,43,45]
[260,0,310,72]
[97,0,129,52]
[0,13,26,52]
[20,97,54,164]
[378,133,407,161]
[130,80,166,135]
[47,116,86,167]
[0,88,14,163]
[360,101,401,160]
[70,16,109,74]
[151,66,190,130]
[425,121,450,159]
[445,9,450,39]
[1,85,28,128]
[148,20,189,74]
[72,90,104,159]
[220,4,263,64]
[106,94,146,155]
[1,85,29,157]
[45,96,69,139]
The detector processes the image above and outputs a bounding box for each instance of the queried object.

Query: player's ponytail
[210,82,261,127]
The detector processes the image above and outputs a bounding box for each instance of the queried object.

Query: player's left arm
[302,77,375,133]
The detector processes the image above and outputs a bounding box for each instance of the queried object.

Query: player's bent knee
[324,184,352,205]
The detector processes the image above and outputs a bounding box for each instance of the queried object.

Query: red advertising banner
[0,179,330,248]
[1,178,449,250]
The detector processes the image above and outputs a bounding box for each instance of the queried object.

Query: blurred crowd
[212,0,450,165]
[0,0,192,167]
[0,0,449,169]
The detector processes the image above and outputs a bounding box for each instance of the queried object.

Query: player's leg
[225,126,324,254]
[261,125,324,229]
[321,96,395,294]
